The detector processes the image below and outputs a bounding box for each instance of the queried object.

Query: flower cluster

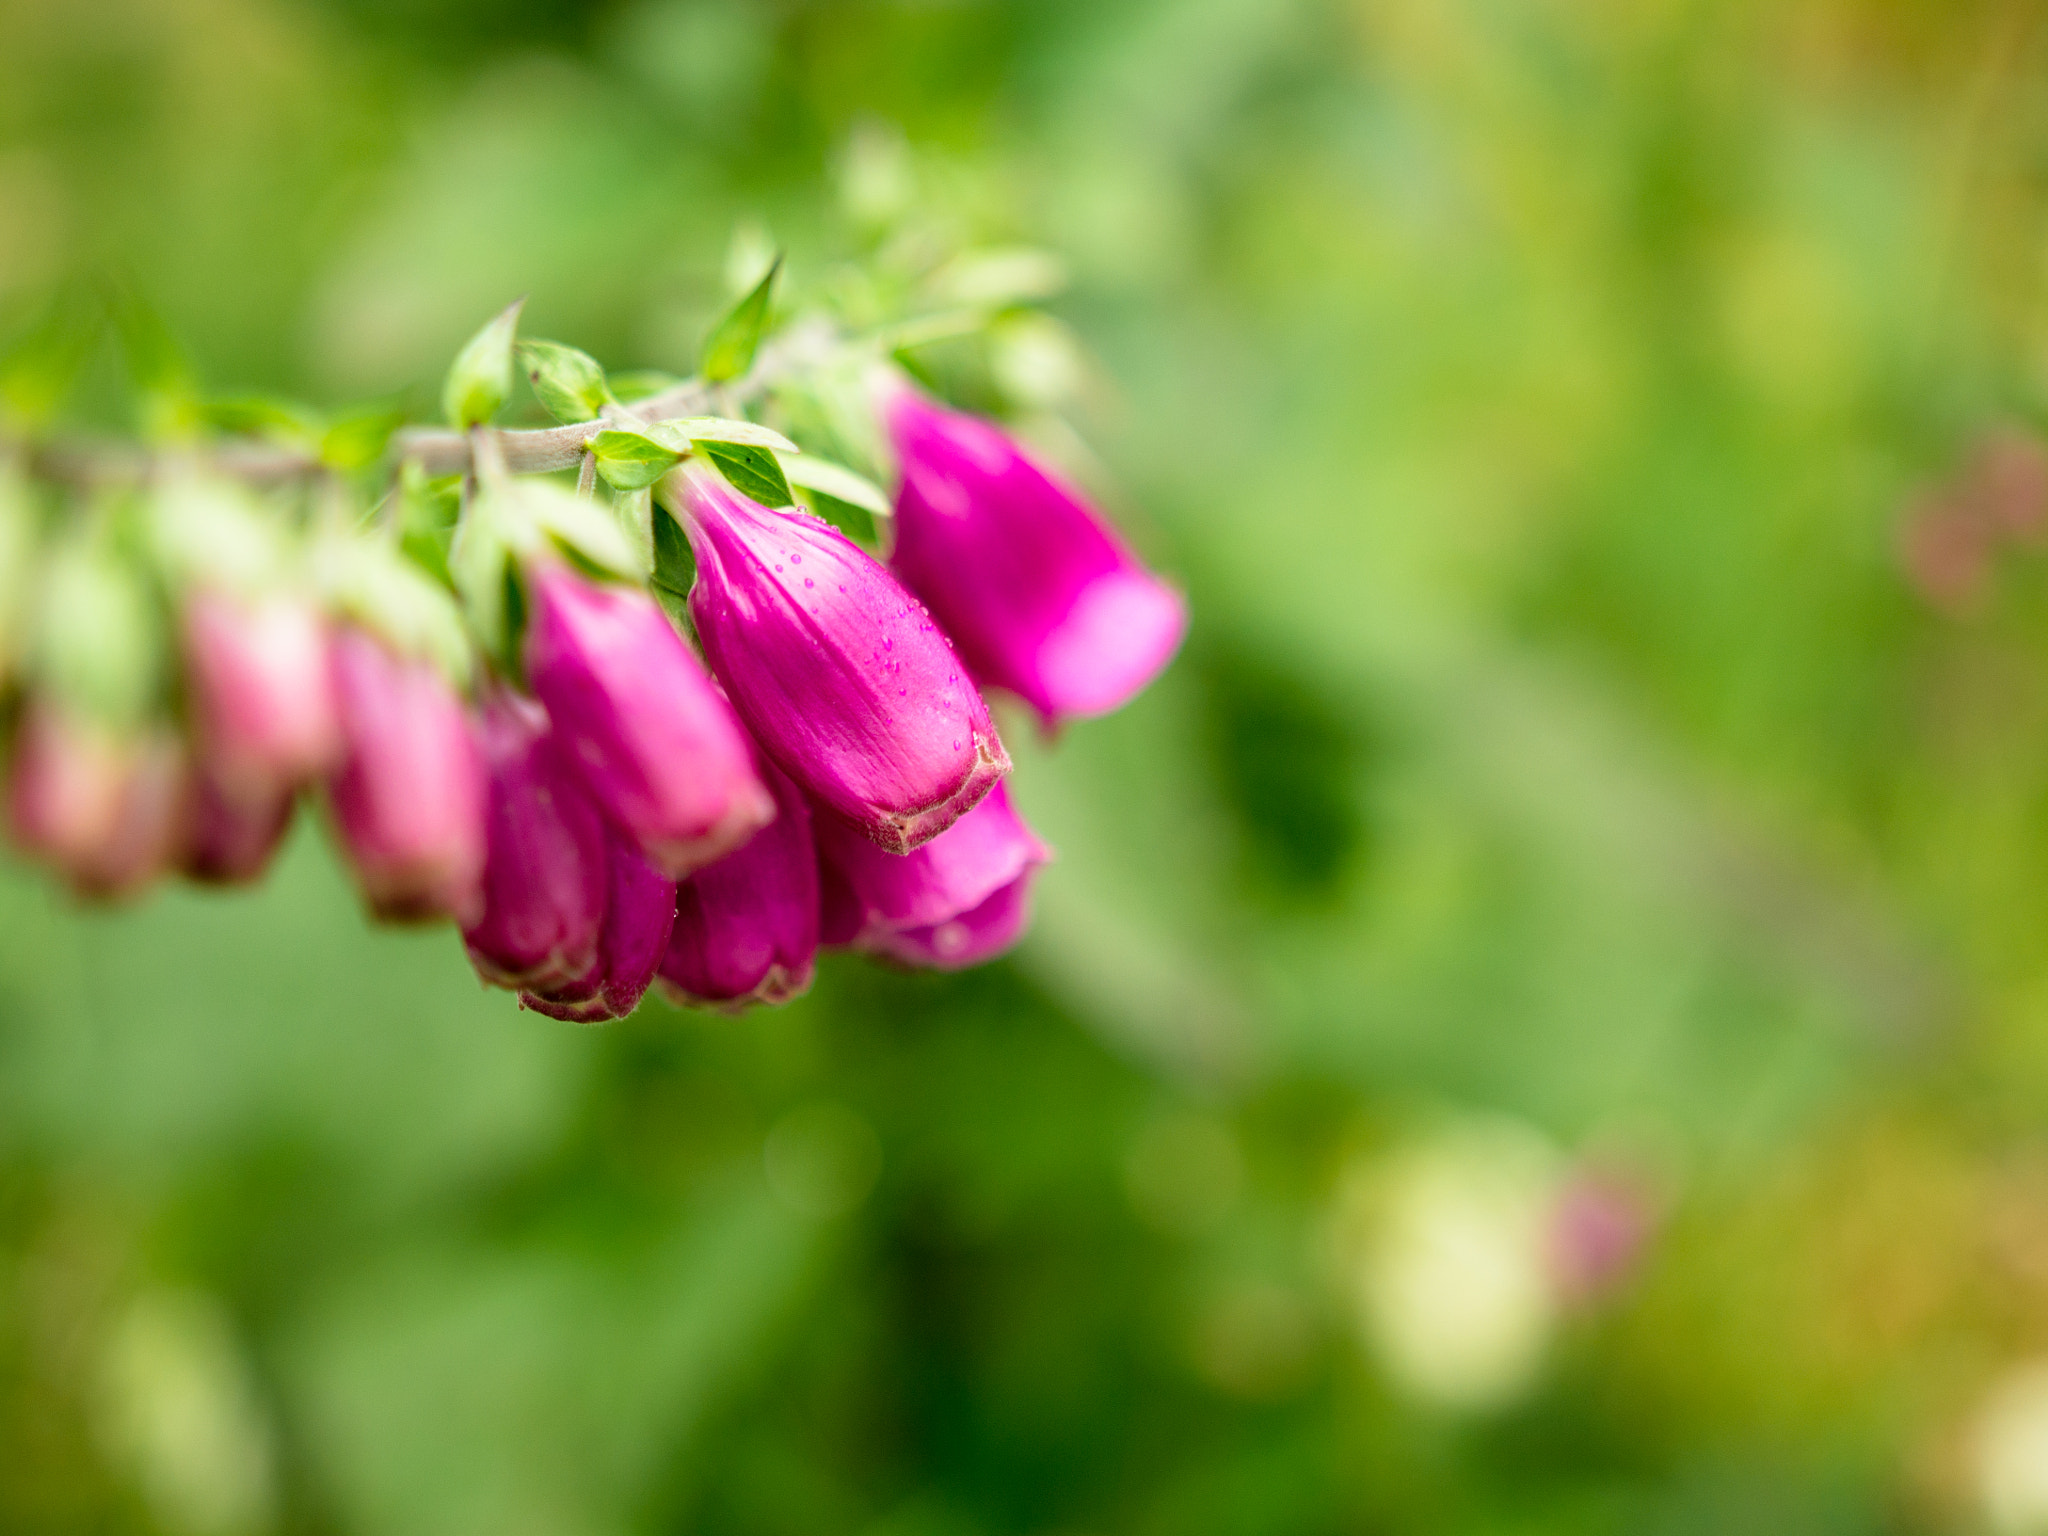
[0,306,1185,1020]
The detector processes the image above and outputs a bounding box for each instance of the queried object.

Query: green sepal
[518,339,612,424]
[34,537,161,731]
[441,298,525,429]
[779,453,888,517]
[316,530,474,689]
[700,440,794,508]
[669,416,797,452]
[455,474,643,669]
[650,501,698,637]
[589,427,686,492]
[521,478,642,581]
[397,463,461,587]
[700,253,782,383]
[614,486,655,575]
[145,475,289,596]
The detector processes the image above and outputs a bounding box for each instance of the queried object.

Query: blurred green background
[9,0,2048,1531]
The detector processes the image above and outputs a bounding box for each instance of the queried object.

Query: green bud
[518,340,611,424]
[700,254,782,383]
[442,298,525,430]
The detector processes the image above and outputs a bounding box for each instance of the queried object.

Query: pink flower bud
[522,827,676,1022]
[815,781,1048,970]
[8,702,131,871]
[461,692,607,993]
[181,770,293,885]
[324,626,486,925]
[659,755,819,1009]
[677,461,1009,854]
[522,561,772,878]
[885,390,1186,726]
[181,589,338,807]
[8,704,190,901]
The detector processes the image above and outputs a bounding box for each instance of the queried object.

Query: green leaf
[199,395,323,444]
[107,283,197,442]
[778,453,889,518]
[701,441,794,508]
[442,298,524,429]
[922,246,1069,310]
[700,254,782,383]
[608,370,683,404]
[322,403,407,472]
[589,428,686,492]
[669,416,798,452]
[518,339,611,424]
[0,288,102,431]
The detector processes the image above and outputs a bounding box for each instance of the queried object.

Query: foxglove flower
[8,702,132,873]
[325,626,486,925]
[660,755,818,1009]
[182,771,293,885]
[180,589,337,807]
[885,390,1187,726]
[522,827,675,1022]
[8,705,188,899]
[461,692,607,993]
[816,781,1048,970]
[677,461,1008,853]
[523,560,771,877]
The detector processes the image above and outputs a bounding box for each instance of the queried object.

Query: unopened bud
[523,561,771,877]
[323,626,486,925]
[660,755,818,1009]
[816,781,1048,969]
[676,460,1008,853]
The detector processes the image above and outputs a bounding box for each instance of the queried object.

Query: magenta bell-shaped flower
[523,560,772,878]
[461,692,608,993]
[181,770,293,885]
[677,461,1009,854]
[816,780,1049,970]
[325,626,487,925]
[8,704,189,900]
[180,589,338,808]
[659,754,819,1009]
[522,826,676,1022]
[885,390,1187,727]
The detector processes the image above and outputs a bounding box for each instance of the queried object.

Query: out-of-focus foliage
[8,1,2048,1532]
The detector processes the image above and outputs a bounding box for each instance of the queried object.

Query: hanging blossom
[0,277,1185,1020]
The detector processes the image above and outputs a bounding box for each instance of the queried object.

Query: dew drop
[804,578,815,588]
